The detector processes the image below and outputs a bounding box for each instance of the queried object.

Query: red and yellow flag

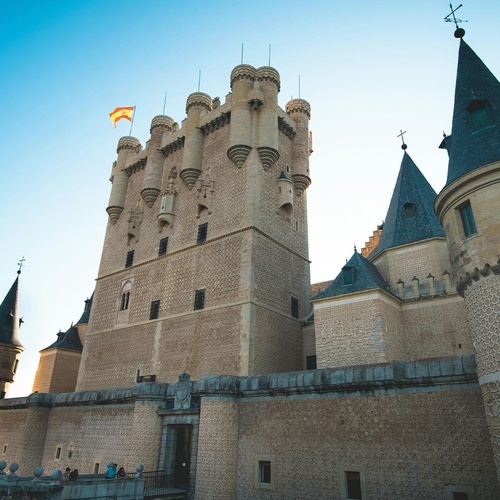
[109,106,135,127]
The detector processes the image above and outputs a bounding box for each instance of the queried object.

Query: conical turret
[445,40,500,185]
[0,272,24,398]
[373,152,445,257]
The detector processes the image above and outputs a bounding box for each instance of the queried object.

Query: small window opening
[197,223,208,244]
[194,289,206,310]
[404,202,416,218]
[259,461,271,484]
[459,201,477,238]
[346,471,362,499]
[13,359,18,374]
[452,493,469,500]
[93,463,100,474]
[120,292,130,311]
[286,164,290,173]
[467,100,493,131]
[149,300,160,320]
[306,355,317,370]
[158,237,169,257]
[55,447,62,460]
[125,250,134,268]
[2,445,7,454]
[291,297,299,318]
[343,267,355,285]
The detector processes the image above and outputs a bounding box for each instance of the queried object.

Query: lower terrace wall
[0,355,498,499]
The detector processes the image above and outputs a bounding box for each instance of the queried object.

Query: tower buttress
[141,115,174,207]
[107,136,142,223]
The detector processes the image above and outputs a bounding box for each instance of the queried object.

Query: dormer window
[467,100,493,132]
[342,267,355,285]
[404,203,416,218]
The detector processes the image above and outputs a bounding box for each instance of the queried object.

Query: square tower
[76,65,312,391]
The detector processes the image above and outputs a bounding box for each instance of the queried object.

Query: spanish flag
[109,106,135,127]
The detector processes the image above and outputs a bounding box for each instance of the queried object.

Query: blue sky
[1,1,499,397]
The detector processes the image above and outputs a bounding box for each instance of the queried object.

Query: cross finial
[17,256,25,275]
[397,130,408,150]
[444,2,467,38]
[354,244,357,253]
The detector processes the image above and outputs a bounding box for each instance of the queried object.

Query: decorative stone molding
[199,112,230,136]
[158,167,178,230]
[257,146,279,171]
[185,92,212,113]
[116,136,141,154]
[285,98,311,119]
[227,144,252,168]
[456,260,500,296]
[278,117,296,139]
[150,115,175,133]
[230,64,256,88]
[127,202,143,244]
[125,156,147,176]
[161,136,185,157]
[291,173,311,195]
[255,66,281,92]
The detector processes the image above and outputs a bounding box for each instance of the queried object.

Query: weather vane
[398,130,407,150]
[444,3,467,38]
[17,256,25,275]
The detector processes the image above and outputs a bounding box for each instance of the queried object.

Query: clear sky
[1,1,499,398]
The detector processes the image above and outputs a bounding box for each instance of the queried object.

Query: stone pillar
[141,115,174,207]
[256,66,280,170]
[180,93,212,189]
[125,385,165,472]
[107,136,141,223]
[285,98,311,195]
[16,395,51,475]
[227,64,256,167]
[195,399,239,500]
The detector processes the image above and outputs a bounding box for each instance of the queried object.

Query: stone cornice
[278,117,296,139]
[457,260,500,296]
[199,112,231,136]
[125,157,147,176]
[161,136,185,157]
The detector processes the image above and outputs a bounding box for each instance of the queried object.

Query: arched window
[119,280,133,311]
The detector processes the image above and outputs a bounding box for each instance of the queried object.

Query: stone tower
[76,64,312,391]
[435,38,500,479]
[0,272,24,399]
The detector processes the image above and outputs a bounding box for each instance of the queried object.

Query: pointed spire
[0,275,23,348]
[372,152,445,257]
[75,292,94,325]
[445,39,500,185]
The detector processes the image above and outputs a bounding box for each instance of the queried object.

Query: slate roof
[76,293,93,325]
[371,152,445,257]
[446,39,500,185]
[41,326,83,353]
[311,251,391,300]
[0,275,23,348]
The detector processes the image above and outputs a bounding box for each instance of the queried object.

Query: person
[68,469,78,481]
[117,467,126,478]
[61,467,71,482]
[105,462,117,479]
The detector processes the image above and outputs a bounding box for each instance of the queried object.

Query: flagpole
[198,70,201,92]
[241,43,244,64]
[163,92,167,114]
[129,107,136,136]
[268,44,271,66]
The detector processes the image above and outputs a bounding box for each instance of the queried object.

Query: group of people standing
[105,462,127,479]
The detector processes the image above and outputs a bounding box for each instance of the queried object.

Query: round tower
[285,98,312,195]
[141,115,174,207]
[256,66,280,170]
[227,64,256,167]
[180,92,212,189]
[107,136,142,223]
[435,38,500,480]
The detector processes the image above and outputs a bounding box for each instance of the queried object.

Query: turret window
[404,203,416,218]
[343,267,355,285]
[119,280,133,311]
[458,201,477,238]
[467,100,493,132]
[291,297,299,318]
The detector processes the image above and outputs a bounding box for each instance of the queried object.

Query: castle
[0,28,499,499]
